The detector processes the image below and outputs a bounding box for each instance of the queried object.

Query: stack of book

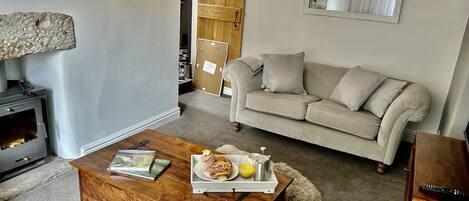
[108,150,170,181]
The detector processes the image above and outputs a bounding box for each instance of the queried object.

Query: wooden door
[197,0,245,91]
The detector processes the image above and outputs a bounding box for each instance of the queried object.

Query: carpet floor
[8,91,410,201]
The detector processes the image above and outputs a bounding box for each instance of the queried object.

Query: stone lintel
[0,12,76,60]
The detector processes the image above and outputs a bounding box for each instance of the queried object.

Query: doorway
[178,0,193,94]
[178,0,246,96]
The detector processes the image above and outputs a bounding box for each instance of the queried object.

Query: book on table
[108,149,171,181]
[109,159,171,181]
[109,150,156,172]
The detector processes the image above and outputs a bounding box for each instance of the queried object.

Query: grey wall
[1,0,180,158]
[4,59,22,80]
[240,0,469,134]
[440,20,469,140]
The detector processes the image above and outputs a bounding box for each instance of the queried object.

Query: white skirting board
[80,107,180,156]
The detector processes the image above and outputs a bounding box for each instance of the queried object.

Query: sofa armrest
[377,84,431,164]
[222,59,263,122]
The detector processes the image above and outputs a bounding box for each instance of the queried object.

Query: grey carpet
[8,91,410,201]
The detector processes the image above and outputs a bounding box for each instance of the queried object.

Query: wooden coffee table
[70,130,293,201]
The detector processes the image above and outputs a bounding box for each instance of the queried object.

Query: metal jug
[254,147,272,181]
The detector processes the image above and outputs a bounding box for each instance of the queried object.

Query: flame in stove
[1,138,26,150]
[8,138,25,147]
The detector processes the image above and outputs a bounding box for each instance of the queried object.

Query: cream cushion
[305,100,382,139]
[363,79,408,118]
[303,62,348,99]
[330,66,387,111]
[246,90,320,120]
[261,52,307,95]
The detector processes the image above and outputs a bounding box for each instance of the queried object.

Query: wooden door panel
[197,0,245,91]
[198,4,241,22]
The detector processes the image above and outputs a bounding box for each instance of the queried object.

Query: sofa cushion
[305,100,381,139]
[330,66,387,111]
[363,79,408,118]
[246,90,320,120]
[303,62,348,99]
[261,52,307,94]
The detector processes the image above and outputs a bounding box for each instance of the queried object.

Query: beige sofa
[222,57,431,173]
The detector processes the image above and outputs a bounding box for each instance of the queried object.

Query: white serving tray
[190,155,278,194]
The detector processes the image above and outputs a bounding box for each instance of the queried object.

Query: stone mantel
[0,12,76,60]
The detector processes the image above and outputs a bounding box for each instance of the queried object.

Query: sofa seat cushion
[305,100,381,139]
[246,91,320,120]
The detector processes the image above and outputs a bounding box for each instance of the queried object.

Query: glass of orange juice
[238,154,258,179]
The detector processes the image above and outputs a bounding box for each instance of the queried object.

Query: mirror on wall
[304,0,403,23]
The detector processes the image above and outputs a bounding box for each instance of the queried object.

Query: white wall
[440,20,469,140]
[1,0,180,158]
[241,0,469,133]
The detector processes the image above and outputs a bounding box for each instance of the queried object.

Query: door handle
[15,157,31,163]
[233,11,239,30]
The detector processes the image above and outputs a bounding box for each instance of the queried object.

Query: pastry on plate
[209,157,232,181]
[201,150,216,169]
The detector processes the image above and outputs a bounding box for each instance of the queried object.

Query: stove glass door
[0,109,38,150]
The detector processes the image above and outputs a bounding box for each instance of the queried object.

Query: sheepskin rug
[216,144,322,201]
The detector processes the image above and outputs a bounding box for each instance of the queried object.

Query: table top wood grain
[70,129,293,201]
[411,132,469,201]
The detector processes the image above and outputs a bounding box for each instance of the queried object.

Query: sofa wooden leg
[377,162,388,174]
[232,122,241,132]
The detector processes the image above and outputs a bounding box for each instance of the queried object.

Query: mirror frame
[303,0,403,24]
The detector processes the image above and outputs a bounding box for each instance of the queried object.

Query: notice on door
[203,60,217,75]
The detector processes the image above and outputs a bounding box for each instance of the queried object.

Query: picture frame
[303,0,403,24]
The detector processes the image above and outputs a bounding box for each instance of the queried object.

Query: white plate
[194,162,239,182]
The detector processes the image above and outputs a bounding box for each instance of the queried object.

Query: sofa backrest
[304,62,348,99]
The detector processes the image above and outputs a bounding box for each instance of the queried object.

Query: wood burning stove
[0,83,50,181]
